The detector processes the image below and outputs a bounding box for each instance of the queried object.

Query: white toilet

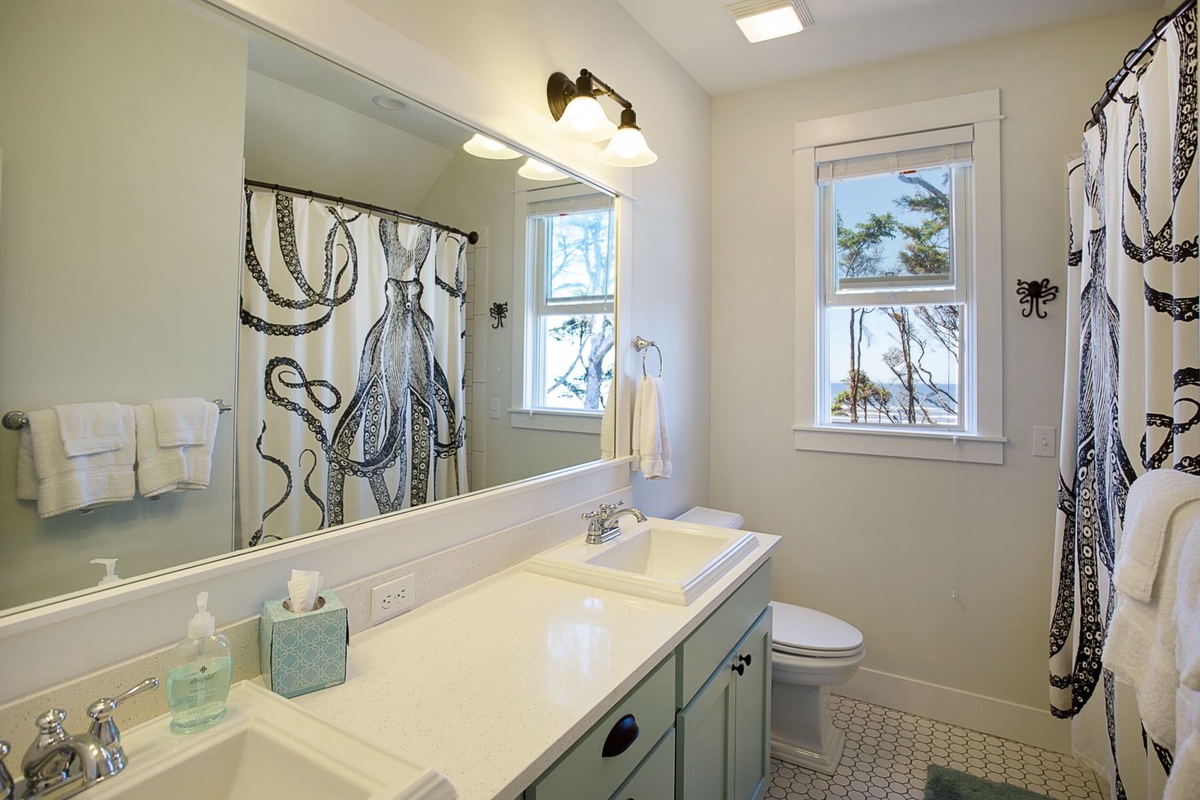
[675,507,866,776]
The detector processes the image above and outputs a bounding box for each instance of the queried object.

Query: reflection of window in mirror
[512,186,615,433]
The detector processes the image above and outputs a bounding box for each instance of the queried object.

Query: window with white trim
[512,185,615,429]
[794,91,1004,463]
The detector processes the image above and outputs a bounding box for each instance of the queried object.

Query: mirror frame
[0,0,637,703]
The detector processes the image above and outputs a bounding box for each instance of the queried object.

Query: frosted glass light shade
[599,127,658,167]
[462,133,521,160]
[550,95,618,142]
[518,158,567,181]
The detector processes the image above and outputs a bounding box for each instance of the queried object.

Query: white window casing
[793,90,1005,464]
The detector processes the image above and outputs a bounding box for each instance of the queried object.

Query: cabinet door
[610,730,675,800]
[676,659,736,800]
[732,610,772,800]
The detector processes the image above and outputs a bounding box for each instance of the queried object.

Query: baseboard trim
[837,667,1071,755]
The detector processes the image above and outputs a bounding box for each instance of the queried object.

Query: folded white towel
[53,401,125,457]
[16,406,136,517]
[1104,502,1200,749]
[1116,470,1200,603]
[135,402,219,497]
[1166,688,1200,800]
[600,380,616,461]
[150,397,211,447]
[1177,521,1200,691]
[632,376,671,480]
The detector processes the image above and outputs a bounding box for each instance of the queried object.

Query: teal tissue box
[259,590,348,698]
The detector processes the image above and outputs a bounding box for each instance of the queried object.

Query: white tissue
[287,569,322,613]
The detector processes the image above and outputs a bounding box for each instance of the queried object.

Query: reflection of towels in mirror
[601,381,616,460]
[52,401,126,456]
[16,406,137,517]
[136,401,220,497]
[150,397,212,447]
[632,376,671,479]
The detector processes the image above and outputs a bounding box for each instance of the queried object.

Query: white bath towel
[53,401,126,457]
[135,402,219,497]
[150,397,211,447]
[632,376,671,479]
[15,406,136,517]
[1176,521,1200,691]
[1104,499,1200,750]
[1116,469,1200,603]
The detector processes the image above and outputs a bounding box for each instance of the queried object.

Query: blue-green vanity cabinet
[526,561,772,800]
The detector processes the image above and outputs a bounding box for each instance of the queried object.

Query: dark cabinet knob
[737,653,752,667]
[602,714,640,758]
[731,661,745,676]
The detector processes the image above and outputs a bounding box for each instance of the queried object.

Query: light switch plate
[1034,426,1056,458]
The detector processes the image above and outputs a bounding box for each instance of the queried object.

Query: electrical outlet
[371,573,415,624]
[489,398,500,419]
[1034,426,1056,458]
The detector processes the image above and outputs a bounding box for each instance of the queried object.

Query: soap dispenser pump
[165,591,233,733]
[90,558,120,586]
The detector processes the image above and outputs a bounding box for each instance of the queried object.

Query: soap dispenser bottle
[165,591,232,733]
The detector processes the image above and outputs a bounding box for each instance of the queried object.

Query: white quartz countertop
[292,532,780,800]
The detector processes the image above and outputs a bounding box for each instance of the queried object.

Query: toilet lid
[770,601,863,655]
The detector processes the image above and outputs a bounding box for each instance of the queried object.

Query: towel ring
[633,336,663,378]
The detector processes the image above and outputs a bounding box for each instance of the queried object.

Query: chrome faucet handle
[598,500,624,519]
[87,677,159,773]
[0,740,14,800]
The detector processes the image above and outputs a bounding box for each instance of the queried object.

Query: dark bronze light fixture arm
[547,69,635,121]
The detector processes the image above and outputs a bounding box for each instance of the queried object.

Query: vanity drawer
[608,728,674,800]
[676,561,771,708]
[529,653,676,800]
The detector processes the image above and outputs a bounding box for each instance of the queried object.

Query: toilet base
[771,726,845,775]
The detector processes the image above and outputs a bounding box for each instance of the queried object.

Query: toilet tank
[674,506,745,530]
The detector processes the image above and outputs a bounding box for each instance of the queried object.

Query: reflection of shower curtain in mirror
[238,189,467,546]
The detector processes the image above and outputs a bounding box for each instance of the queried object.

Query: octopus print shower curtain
[1052,8,1198,799]
[238,188,468,546]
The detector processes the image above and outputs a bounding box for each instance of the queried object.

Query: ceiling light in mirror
[518,158,568,181]
[462,133,521,159]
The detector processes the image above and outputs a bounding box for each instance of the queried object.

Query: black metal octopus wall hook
[489,302,508,329]
[1016,278,1059,319]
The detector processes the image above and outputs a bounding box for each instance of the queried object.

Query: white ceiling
[615,0,1169,96]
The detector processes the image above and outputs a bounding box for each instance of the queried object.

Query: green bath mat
[924,764,1052,800]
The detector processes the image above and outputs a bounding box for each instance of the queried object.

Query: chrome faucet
[582,501,646,545]
[19,678,158,800]
[1,740,14,800]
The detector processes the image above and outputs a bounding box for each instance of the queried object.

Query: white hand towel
[135,402,219,497]
[1176,521,1200,691]
[1165,688,1200,800]
[53,401,125,457]
[1104,503,1200,749]
[18,407,136,517]
[150,397,211,447]
[632,376,671,479]
[1116,469,1200,603]
[600,380,616,461]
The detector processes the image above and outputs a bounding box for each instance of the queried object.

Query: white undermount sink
[526,517,758,605]
[82,681,455,800]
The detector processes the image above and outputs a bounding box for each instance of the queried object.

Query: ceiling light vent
[725,0,813,43]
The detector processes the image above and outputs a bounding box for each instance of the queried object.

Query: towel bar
[2,400,233,432]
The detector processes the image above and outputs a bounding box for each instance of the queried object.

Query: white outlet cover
[371,573,415,624]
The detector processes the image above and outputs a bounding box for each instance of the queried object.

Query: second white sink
[526,518,757,605]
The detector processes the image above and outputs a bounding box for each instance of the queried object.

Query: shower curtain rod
[1087,0,1196,130]
[245,180,479,245]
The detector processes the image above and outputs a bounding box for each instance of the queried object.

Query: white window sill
[792,425,1006,464]
[509,408,602,434]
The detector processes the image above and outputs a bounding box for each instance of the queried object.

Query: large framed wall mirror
[0,0,618,615]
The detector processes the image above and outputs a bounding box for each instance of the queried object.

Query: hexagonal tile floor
[768,694,1104,800]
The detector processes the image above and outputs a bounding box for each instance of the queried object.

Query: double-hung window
[512,185,615,431]
[794,91,1004,463]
